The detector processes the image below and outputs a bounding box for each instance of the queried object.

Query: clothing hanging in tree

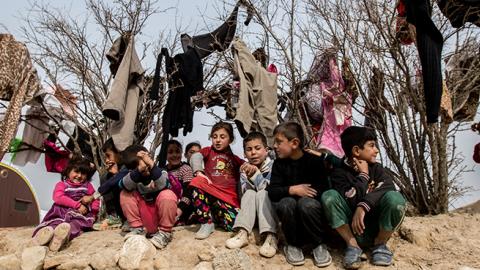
[364,67,394,130]
[403,0,443,123]
[437,0,480,28]
[395,0,416,45]
[180,1,253,59]
[66,127,98,163]
[151,46,203,166]
[232,38,278,147]
[440,80,453,122]
[0,34,42,160]
[102,35,145,151]
[44,138,70,173]
[309,49,352,157]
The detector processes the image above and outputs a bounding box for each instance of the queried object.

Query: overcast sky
[1,0,479,214]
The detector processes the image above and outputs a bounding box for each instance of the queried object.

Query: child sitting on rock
[225,131,278,258]
[119,145,177,249]
[33,157,99,251]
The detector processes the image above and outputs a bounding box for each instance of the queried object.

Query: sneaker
[259,233,277,258]
[34,226,54,246]
[312,244,332,267]
[371,244,393,266]
[283,245,305,266]
[124,227,146,239]
[149,231,172,249]
[195,223,215,240]
[343,245,363,269]
[49,223,71,252]
[225,229,249,249]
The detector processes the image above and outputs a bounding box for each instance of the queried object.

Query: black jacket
[330,160,396,212]
[266,152,331,202]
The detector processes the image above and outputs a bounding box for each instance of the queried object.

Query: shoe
[225,229,249,249]
[34,226,54,246]
[283,245,305,266]
[49,223,71,252]
[312,244,332,267]
[195,223,215,240]
[371,244,393,266]
[259,233,277,258]
[149,231,172,249]
[343,245,363,269]
[124,227,146,239]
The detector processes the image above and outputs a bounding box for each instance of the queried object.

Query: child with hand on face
[33,157,99,251]
[118,145,178,250]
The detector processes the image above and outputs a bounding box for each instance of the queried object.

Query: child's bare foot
[49,223,71,252]
[34,226,54,246]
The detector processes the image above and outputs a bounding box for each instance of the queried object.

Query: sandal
[371,244,393,266]
[49,223,71,252]
[343,245,363,269]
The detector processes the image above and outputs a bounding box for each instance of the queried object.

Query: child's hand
[305,148,322,157]
[240,163,258,178]
[107,162,119,174]
[353,158,369,174]
[146,180,156,189]
[176,208,183,221]
[78,204,88,215]
[196,171,212,185]
[289,184,317,198]
[80,195,94,205]
[137,151,154,169]
[351,207,366,235]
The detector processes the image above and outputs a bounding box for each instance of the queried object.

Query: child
[119,145,177,249]
[225,131,278,258]
[266,122,332,267]
[33,158,99,251]
[321,126,406,269]
[164,140,194,223]
[184,141,201,164]
[95,138,126,226]
[189,121,256,239]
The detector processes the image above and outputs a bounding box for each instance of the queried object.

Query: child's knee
[157,189,178,202]
[382,191,406,211]
[321,189,342,207]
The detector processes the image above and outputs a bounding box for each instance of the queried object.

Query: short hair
[243,131,268,149]
[185,141,201,154]
[273,122,305,148]
[62,157,95,181]
[210,121,235,142]
[102,138,118,153]
[166,139,182,151]
[122,145,149,170]
[340,126,377,158]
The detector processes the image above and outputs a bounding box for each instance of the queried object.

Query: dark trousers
[275,196,326,247]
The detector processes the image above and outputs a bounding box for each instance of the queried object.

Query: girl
[189,122,256,239]
[184,141,201,164]
[165,140,195,224]
[33,158,99,251]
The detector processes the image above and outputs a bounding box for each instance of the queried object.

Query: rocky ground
[1,205,480,270]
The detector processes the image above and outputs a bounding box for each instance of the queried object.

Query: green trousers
[321,189,406,247]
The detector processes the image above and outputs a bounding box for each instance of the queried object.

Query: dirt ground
[1,203,480,270]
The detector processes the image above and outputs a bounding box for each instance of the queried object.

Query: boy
[321,126,406,269]
[266,122,332,267]
[119,145,178,249]
[225,131,278,258]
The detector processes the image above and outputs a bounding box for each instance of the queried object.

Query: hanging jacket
[437,0,480,28]
[102,35,144,151]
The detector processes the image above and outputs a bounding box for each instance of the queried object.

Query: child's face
[167,144,182,166]
[138,159,150,176]
[211,128,231,151]
[68,169,87,183]
[354,140,379,163]
[185,145,201,161]
[104,149,119,168]
[244,138,268,167]
[273,133,297,159]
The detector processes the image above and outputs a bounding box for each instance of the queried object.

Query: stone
[153,255,170,270]
[21,246,47,270]
[89,249,118,270]
[0,254,21,270]
[193,261,213,270]
[118,235,156,270]
[212,249,251,270]
[197,249,215,262]
[43,254,73,269]
[56,259,90,270]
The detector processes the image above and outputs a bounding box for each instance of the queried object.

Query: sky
[1,0,479,216]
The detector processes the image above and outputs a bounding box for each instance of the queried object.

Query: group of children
[32,121,406,269]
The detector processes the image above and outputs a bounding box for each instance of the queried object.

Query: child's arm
[98,168,129,195]
[86,183,100,214]
[330,168,367,206]
[357,164,396,213]
[179,164,194,183]
[190,152,205,174]
[150,166,168,191]
[240,172,255,194]
[52,181,81,209]
[119,170,143,191]
[265,161,289,202]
